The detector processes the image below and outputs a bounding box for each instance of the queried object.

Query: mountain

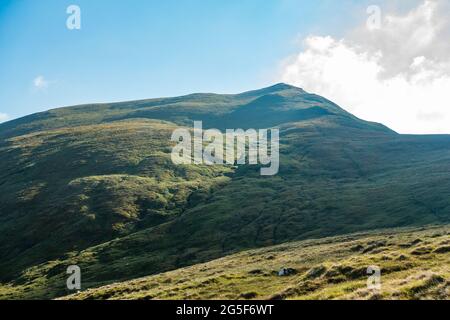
[0,83,449,299]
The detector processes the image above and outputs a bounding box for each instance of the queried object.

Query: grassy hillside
[0,84,449,299]
[0,119,232,280]
[58,226,450,300]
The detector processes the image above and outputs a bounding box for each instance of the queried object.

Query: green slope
[0,119,232,281]
[0,84,449,299]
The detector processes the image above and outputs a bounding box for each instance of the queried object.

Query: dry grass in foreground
[63,225,449,300]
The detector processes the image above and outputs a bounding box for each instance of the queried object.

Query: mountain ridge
[0,83,393,137]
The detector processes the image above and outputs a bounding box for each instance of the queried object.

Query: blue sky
[0,0,423,123]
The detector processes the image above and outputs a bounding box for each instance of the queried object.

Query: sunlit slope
[60,226,448,300]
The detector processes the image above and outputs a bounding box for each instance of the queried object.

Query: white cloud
[280,0,450,134]
[0,113,10,123]
[33,75,49,90]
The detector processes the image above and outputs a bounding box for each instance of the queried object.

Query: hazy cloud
[280,0,450,134]
[33,75,49,90]
[0,113,10,123]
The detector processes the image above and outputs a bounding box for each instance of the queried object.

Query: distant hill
[0,84,449,299]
